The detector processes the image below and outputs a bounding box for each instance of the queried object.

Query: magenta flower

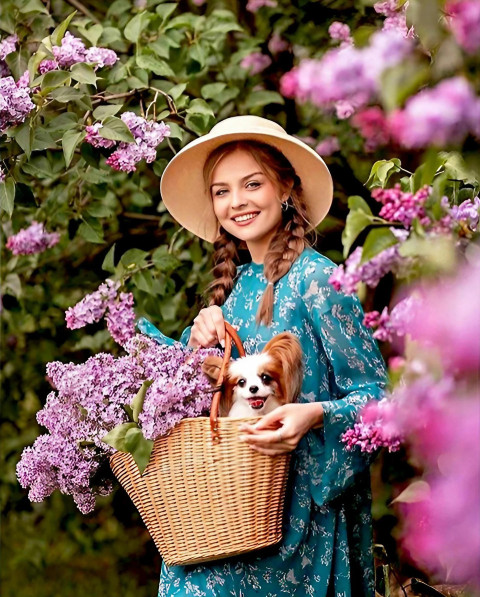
[372,184,431,228]
[268,32,289,54]
[389,77,480,148]
[447,196,480,231]
[84,47,118,68]
[6,221,60,255]
[106,292,136,346]
[85,123,116,149]
[38,60,58,74]
[315,136,340,156]
[352,106,390,151]
[53,32,87,68]
[240,52,272,75]
[445,0,480,54]
[363,295,419,342]
[328,21,352,42]
[246,0,277,12]
[0,75,35,132]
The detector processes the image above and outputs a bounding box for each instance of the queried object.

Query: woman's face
[210,149,286,262]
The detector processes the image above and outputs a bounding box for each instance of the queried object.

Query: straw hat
[160,115,333,242]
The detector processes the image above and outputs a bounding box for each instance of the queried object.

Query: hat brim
[160,128,333,243]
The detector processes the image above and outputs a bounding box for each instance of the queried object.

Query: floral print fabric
[158,247,387,596]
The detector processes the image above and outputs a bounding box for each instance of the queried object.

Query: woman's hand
[187,305,226,348]
[238,403,324,456]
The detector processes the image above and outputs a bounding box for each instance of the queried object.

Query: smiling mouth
[232,212,260,223]
[246,396,267,410]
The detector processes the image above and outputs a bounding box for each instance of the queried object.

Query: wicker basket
[110,323,291,567]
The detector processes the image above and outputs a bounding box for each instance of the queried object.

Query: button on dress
[154,247,387,597]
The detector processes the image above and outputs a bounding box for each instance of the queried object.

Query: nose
[231,189,247,209]
[249,385,258,394]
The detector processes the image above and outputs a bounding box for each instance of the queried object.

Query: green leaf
[136,53,176,77]
[124,11,152,43]
[156,2,177,22]
[120,248,149,268]
[152,249,181,271]
[79,23,103,47]
[0,178,15,217]
[201,82,227,100]
[102,422,138,451]
[78,219,104,244]
[102,244,116,273]
[361,228,398,263]
[366,159,401,189]
[4,273,22,298]
[406,0,444,51]
[244,90,284,110]
[124,428,154,474]
[62,130,85,168]
[342,210,375,259]
[92,104,123,120]
[19,0,49,14]
[185,112,214,135]
[41,70,71,90]
[131,380,153,423]
[168,83,187,102]
[185,98,215,117]
[441,151,479,186]
[348,195,373,215]
[50,12,77,46]
[86,202,114,218]
[379,59,430,112]
[100,116,135,142]
[50,87,86,103]
[70,62,98,85]
[13,121,34,158]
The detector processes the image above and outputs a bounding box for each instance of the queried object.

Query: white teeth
[233,213,258,222]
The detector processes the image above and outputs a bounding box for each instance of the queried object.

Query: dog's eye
[237,378,246,387]
[260,373,272,384]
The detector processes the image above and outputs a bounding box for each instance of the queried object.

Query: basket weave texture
[109,322,291,566]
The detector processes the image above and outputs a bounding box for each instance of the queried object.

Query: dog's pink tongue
[249,399,265,410]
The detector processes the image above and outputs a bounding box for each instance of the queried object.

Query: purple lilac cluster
[0,75,35,133]
[328,244,403,295]
[328,22,352,43]
[352,106,390,150]
[0,164,6,182]
[246,0,277,12]
[363,295,419,342]
[0,34,18,77]
[85,112,170,173]
[342,398,403,452]
[374,0,414,38]
[442,196,480,231]
[39,31,118,73]
[445,0,480,54]
[5,221,60,255]
[17,335,220,513]
[240,52,272,75]
[315,136,340,156]
[372,184,431,228]
[268,33,288,54]
[389,77,480,148]
[65,279,136,347]
[281,28,413,117]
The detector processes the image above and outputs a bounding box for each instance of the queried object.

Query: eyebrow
[210,171,264,188]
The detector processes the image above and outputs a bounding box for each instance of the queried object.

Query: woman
[150,115,386,596]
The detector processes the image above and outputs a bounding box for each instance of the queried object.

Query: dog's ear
[201,356,224,385]
[262,333,304,402]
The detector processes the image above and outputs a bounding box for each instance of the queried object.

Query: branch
[64,0,101,23]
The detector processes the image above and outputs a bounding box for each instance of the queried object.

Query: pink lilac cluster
[315,136,340,156]
[372,184,431,228]
[363,295,419,342]
[0,75,35,133]
[65,279,135,346]
[445,0,480,54]
[85,112,170,173]
[240,52,272,75]
[0,34,18,77]
[246,0,277,12]
[268,32,289,54]
[328,22,352,43]
[342,398,403,452]
[443,196,480,231]
[39,31,118,73]
[329,243,403,295]
[281,29,413,117]
[352,106,390,151]
[389,77,480,148]
[6,221,60,255]
[16,334,220,513]
[0,164,6,182]
[374,0,415,38]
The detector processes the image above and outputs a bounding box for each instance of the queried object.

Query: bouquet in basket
[16,280,221,514]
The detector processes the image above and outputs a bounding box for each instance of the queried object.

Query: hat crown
[209,115,286,137]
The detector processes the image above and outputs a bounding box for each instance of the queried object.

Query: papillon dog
[202,332,303,417]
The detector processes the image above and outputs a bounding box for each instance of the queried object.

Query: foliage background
[1,0,479,595]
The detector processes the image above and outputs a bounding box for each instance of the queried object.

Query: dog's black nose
[249,385,258,394]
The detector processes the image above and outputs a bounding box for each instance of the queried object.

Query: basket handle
[209,322,245,442]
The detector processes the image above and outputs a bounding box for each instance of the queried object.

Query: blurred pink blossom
[6,221,60,255]
[352,106,390,150]
[445,0,480,54]
[246,0,277,11]
[315,136,340,156]
[240,52,272,75]
[268,32,289,54]
[328,21,352,43]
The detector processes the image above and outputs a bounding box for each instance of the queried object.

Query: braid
[207,227,240,307]
[256,188,309,326]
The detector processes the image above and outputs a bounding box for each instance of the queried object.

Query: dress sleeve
[136,317,191,347]
[301,261,387,506]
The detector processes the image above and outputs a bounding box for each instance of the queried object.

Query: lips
[247,397,266,410]
[231,212,260,225]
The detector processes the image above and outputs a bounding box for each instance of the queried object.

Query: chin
[202,332,304,418]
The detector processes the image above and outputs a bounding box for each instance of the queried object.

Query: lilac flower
[447,196,480,231]
[240,52,272,75]
[373,0,398,16]
[445,0,480,54]
[0,164,5,182]
[85,123,116,149]
[352,106,390,151]
[84,47,118,68]
[389,77,480,148]
[106,291,136,347]
[363,295,419,342]
[38,60,59,74]
[246,0,277,11]
[0,75,35,132]
[372,184,431,228]
[329,244,403,295]
[335,100,356,119]
[105,142,152,172]
[53,32,87,68]
[328,22,352,43]
[16,70,30,88]
[268,32,289,54]
[65,279,119,330]
[315,136,340,156]
[6,221,60,255]
[0,34,18,60]
[374,0,415,38]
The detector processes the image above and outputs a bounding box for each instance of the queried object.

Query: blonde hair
[204,140,313,326]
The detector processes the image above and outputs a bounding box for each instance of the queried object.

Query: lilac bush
[6,221,60,255]
[0,75,35,132]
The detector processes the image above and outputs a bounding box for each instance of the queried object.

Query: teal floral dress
[142,247,387,597]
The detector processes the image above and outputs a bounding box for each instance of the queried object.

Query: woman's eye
[215,189,228,197]
[237,379,246,387]
[247,181,260,189]
[261,373,272,384]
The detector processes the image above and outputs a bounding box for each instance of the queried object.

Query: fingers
[190,306,225,348]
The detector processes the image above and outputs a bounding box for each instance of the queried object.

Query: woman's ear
[201,356,224,385]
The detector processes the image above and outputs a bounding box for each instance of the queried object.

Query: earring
[281,198,290,211]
